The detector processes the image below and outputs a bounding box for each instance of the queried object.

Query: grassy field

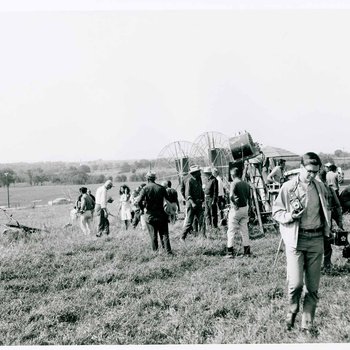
[0,200,349,345]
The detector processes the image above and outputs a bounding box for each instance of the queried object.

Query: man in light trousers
[79,187,95,235]
[225,167,253,258]
[272,152,330,334]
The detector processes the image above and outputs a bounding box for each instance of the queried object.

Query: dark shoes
[224,246,255,258]
[243,246,256,257]
[286,312,297,331]
[225,247,234,259]
[301,326,319,337]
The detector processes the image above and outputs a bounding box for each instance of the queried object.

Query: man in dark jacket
[319,169,344,272]
[138,171,172,254]
[203,167,218,229]
[162,180,180,223]
[181,165,205,240]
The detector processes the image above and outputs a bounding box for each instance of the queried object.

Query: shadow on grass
[323,263,350,276]
[202,247,227,257]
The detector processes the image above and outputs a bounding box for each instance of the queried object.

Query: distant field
[1,173,349,209]
[0,182,144,208]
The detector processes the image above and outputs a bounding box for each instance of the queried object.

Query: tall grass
[0,204,349,345]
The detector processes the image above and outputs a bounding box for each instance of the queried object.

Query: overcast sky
[1,0,350,163]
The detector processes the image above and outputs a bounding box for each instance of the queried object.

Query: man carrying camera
[273,152,330,335]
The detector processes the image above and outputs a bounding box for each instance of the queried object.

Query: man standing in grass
[203,167,218,231]
[162,180,180,224]
[181,165,205,241]
[95,179,114,237]
[273,152,330,335]
[212,167,226,224]
[319,169,344,273]
[225,166,253,258]
[138,171,173,255]
[79,187,95,235]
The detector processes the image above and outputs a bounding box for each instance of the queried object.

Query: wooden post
[251,183,264,234]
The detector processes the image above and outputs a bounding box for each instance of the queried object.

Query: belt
[299,227,324,237]
[299,226,323,233]
[230,204,247,209]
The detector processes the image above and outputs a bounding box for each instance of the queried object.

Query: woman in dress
[118,185,132,230]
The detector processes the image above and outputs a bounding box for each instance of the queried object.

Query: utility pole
[4,172,10,208]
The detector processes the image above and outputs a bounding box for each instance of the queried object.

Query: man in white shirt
[95,179,114,237]
[326,164,340,197]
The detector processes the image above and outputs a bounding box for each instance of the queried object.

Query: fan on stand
[154,141,207,188]
[193,131,233,185]
[191,132,234,230]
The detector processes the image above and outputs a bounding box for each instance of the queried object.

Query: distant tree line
[0,159,154,186]
[319,150,350,170]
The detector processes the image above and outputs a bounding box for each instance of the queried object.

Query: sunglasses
[306,169,319,174]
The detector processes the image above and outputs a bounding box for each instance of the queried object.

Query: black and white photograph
[1,0,350,347]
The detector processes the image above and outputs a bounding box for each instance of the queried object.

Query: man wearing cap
[138,171,173,254]
[95,179,114,237]
[203,167,218,230]
[181,165,205,240]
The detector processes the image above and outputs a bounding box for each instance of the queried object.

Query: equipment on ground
[1,207,49,235]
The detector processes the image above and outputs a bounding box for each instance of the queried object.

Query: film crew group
[273,152,330,335]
